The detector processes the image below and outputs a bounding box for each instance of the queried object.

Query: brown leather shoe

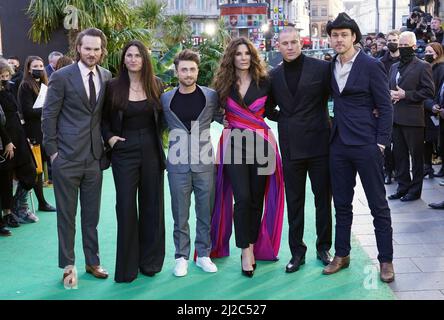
[380,262,395,283]
[322,255,350,275]
[85,265,109,279]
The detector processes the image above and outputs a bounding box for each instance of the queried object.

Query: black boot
[35,174,56,212]
[13,182,39,223]
[424,164,435,179]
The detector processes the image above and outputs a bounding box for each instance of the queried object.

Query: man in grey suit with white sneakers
[161,49,223,277]
[42,28,112,288]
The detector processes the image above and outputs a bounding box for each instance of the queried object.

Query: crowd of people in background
[1,50,75,238]
[2,8,444,289]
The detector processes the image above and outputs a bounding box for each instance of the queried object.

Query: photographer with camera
[407,7,434,44]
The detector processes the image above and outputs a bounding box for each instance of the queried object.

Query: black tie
[88,71,96,108]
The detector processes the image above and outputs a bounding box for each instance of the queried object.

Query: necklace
[130,86,143,92]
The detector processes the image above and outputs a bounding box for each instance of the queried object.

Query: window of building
[175,0,184,10]
[321,6,328,17]
[311,6,318,17]
[192,22,204,35]
[197,0,205,10]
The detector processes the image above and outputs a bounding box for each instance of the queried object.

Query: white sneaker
[173,257,188,277]
[196,256,218,273]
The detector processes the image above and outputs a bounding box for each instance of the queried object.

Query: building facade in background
[310,0,344,47]
[343,0,444,36]
[129,0,220,38]
[218,1,309,50]
[344,0,410,35]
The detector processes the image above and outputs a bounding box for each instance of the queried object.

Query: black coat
[0,89,35,168]
[424,62,444,140]
[268,55,331,160]
[101,78,167,170]
[380,51,400,75]
[18,82,42,144]
[389,57,435,127]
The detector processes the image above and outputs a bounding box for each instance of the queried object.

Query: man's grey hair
[48,51,63,61]
[399,31,417,46]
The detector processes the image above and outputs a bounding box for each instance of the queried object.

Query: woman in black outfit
[18,55,56,212]
[102,40,166,283]
[0,104,12,236]
[423,43,444,178]
[0,59,37,227]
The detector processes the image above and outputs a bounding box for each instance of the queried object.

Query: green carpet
[0,123,395,300]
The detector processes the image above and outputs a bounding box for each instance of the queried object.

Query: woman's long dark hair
[212,37,268,108]
[22,56,48,96]
[108,40,162,111]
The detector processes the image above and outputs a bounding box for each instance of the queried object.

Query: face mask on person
[387,43,398,53]
[31,69,43,80]
[424,54,435,63]
[398,46,416,64]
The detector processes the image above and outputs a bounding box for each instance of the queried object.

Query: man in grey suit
[42,28,112,288]
[161,49,223,277]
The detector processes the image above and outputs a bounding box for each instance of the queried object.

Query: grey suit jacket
[161,85,223,173]
[42,63,112,161]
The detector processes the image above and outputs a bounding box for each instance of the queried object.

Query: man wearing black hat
[322,12,395,283]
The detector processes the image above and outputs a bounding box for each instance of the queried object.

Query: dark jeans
[330,134,393,263]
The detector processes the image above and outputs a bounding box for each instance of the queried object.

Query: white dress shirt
[77,61,101,101]
[334,48,360,93]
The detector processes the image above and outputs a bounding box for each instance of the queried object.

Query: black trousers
[392,124,424,196]
[330,134,393,263]
[225,161,267,249]
[111,128,165,282]
[383,137,395,175]
[0,160,36,210]
[283,155,332,258]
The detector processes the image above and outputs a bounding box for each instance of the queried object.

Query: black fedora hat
[326,12,362,44]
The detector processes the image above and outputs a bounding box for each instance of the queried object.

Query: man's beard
[179,78,196,87]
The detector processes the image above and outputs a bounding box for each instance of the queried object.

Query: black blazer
[424,62,444,131]
[101,78,166,170]
[269,55,331,160]
[0,89,34,167]
[389,57,435,127]
[18,82,42,144]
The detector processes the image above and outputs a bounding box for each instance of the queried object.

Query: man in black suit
[268,27,332,273]
[388,31,434,202]
[379,30,401,185]
[322,13,395,283]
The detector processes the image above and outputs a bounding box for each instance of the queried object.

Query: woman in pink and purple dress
[210,37,284,277]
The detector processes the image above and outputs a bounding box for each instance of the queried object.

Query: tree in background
[26,0,230,86]
[27,0,151,74]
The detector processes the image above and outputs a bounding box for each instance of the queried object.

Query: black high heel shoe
[241,256,254,278]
